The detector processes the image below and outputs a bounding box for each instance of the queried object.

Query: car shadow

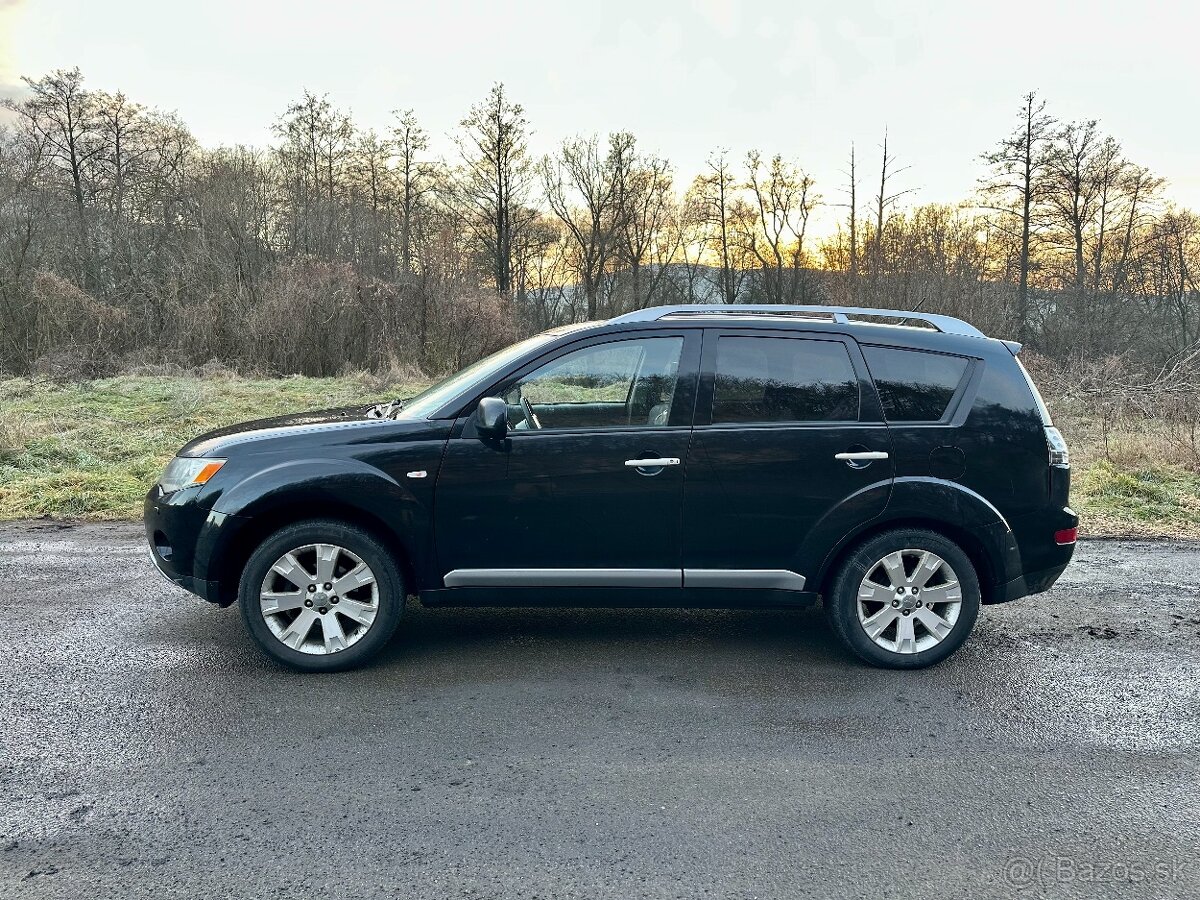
[371,600,852,672]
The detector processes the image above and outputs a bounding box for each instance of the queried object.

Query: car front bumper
[147,542,222,602]
[144,488,224,603]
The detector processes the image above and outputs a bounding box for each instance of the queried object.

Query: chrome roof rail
[607,304,987,338]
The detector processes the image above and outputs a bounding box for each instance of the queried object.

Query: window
[712,336,859,424]
[862,346,969,422]
[502,337,683,430]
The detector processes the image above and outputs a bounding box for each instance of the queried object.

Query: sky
[3,0,1199,232]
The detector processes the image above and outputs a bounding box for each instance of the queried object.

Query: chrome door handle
[834,451,889,461]
[624,457,681,467]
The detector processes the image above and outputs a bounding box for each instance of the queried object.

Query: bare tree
[454,83,534,297]
[743,151,819,303]
[542,132,636,319]
[845,144,860,296]
[515,214,572,329]
[1112,165,1164,295]
[1042,119,1105,293]
[979,92,1054,341]
[391,109,430,278]
[618,152,676,310]
[869,130,912,302]
[691,150,746,304]
[345,128,395,284]
[273,91,356,257]
[4,68,101,211]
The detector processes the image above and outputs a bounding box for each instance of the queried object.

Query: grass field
[0,375,419,520]
[2,375,1198,537]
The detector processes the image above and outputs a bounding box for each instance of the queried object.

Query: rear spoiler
[1001,340,1023,355]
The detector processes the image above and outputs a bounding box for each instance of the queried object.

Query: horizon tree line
[1,68,1197,377]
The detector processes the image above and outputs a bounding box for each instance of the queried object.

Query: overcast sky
[3,0,1198,228]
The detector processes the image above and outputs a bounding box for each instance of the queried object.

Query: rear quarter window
[862,346,969,422]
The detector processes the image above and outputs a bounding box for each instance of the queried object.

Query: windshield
[399,326,584,419]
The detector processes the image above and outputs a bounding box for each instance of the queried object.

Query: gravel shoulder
[2,522,1198,899]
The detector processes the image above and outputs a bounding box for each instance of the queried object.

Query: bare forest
[1,70,1198,387]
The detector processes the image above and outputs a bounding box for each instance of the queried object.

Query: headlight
[158,457,226,494]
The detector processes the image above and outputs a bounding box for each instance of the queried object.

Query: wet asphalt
[1,521,1198,899]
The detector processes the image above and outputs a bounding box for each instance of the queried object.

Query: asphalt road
[2,522,1198,899]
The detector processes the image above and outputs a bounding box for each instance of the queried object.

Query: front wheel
[238,519,404,672]
[825,529,980,669]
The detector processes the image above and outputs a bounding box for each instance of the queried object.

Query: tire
[238,519,404,672]
[825,528,980,669]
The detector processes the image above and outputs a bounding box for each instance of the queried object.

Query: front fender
[813,476,1022,598]
[194,457,431,593]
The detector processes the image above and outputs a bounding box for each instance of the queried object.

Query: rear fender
[813,476,1021,599]
[793,479,893,577]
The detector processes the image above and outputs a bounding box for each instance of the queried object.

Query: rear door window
[862,346,969,422]
[712,336,859,424]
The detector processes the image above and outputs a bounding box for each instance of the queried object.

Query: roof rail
[607,304,986,339]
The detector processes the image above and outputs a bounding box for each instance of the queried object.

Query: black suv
[145,305,1077,671]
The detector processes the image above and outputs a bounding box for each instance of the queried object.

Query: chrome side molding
[442,567,807,591]
[443,568,682,588]
[683,569,806,590]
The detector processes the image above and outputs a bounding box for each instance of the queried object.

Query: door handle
[624,457,681,467]
[834,451,889,461]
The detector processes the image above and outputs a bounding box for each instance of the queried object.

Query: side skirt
[417,585,821,609]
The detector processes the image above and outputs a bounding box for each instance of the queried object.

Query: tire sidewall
[238,520,404,672]
[828,529,981,669]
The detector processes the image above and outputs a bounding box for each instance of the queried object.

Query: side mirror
[476,397,508,439]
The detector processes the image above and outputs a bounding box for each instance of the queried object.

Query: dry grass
[1062,415,1200,539]
[2,374,1198,537]
[0,375,423,520]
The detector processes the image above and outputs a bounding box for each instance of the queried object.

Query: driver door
[433,330,700,589]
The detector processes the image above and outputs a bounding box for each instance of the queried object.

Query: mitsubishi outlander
[145,305,1077,671]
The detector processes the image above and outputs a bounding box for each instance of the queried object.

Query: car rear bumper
[988,504,1078,603]
[995,557,1073,603]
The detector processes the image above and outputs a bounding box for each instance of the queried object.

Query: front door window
[501,337,684,431]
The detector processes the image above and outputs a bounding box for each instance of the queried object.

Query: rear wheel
[826,529,980,669]
[238,519,404,672]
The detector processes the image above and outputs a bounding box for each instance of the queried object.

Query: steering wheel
[520,395,542,430]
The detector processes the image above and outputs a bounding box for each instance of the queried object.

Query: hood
[179,405,427,457]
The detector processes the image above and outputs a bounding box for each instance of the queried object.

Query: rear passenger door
[681,330,894,590]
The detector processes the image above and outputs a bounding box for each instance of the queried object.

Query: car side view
[145,304,1077,671]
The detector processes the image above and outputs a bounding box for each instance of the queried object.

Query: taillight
[1045,426,1069,467]
[1055,527,1078,545]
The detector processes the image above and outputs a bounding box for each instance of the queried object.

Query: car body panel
[434,425,693,579]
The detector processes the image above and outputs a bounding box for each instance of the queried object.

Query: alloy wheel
[258,543,379,655]
[856,549,963,654]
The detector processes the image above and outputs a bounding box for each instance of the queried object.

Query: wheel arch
[813,515,1001,605]
[205,494,421,607]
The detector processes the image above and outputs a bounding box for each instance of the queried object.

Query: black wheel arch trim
[194,458,430,605]
[812,476,1021,604]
